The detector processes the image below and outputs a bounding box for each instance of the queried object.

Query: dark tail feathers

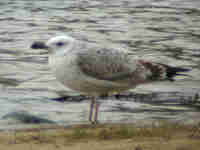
[159,63,191,81]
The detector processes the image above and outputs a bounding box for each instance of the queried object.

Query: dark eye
[56,42,64,46]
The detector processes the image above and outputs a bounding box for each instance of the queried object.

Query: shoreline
[0,122,199,150]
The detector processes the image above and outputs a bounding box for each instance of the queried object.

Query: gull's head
[31,35,75,55]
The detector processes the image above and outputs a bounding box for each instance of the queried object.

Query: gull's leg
[89,98,95,123]
[94,100,100,124]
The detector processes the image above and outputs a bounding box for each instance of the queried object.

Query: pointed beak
[31,41,49,50]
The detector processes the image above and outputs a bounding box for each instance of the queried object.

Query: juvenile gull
[31,35,190,124]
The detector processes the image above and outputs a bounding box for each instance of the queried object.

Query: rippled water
[0,0,200,130]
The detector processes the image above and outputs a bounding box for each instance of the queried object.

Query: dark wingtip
[165,65,191,81]
[31,41,48,49]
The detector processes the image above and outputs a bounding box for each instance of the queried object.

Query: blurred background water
[0,0,200,130]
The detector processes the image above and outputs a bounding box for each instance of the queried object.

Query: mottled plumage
[77,48,137,81]
[31,35,190,124]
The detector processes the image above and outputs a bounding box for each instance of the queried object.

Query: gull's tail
[159,63,191,81]
[139,60,191,82]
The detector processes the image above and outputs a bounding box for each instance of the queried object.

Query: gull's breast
[49,54,133,95]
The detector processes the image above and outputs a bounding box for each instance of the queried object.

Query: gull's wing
[76,47,139,82]
[76,47,191,84]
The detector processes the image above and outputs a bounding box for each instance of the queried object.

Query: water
[0,0,200,130]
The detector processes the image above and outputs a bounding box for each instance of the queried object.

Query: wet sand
[0,123,199,150]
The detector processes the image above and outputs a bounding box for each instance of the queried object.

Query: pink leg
[89,98,95,122]
[94,101,100,123]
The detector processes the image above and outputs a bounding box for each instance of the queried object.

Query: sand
[0,123,199,150]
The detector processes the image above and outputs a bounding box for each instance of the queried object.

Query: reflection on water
[0,0,200,129]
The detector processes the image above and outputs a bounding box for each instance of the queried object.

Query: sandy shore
[0,123,199,150]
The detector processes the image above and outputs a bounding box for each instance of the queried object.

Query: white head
[31,35,75,56]
[46,35,75,56]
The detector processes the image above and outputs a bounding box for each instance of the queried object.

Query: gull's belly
[55,63,132,95]
[57,68,126,94]
[49,55,134,95]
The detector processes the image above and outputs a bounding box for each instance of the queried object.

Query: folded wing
[77,48,139,82]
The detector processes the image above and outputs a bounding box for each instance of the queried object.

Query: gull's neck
[48,40,75,72]
[49,54,65,74]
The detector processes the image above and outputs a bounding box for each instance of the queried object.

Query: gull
[31,35,190,124]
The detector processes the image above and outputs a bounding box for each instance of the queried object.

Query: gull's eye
[56,42,64,47]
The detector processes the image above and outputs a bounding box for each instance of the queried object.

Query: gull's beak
[31,41,49,50]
